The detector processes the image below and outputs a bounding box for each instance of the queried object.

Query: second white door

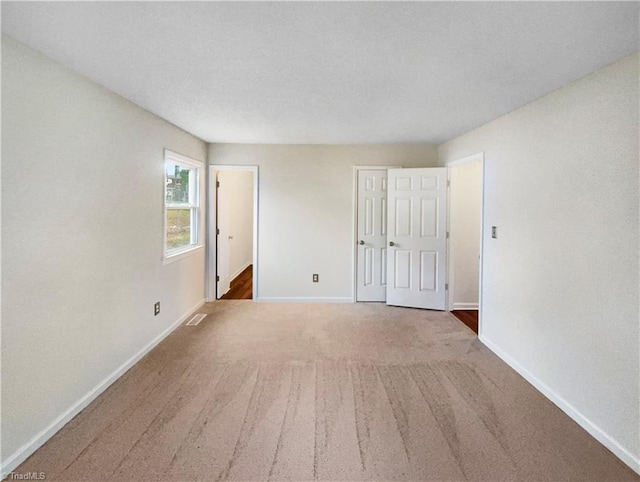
[386,168,447,310]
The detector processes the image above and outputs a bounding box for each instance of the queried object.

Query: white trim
[445,152,485,338]
[445,152,484,168]
[166,204,198,210]
[450,302,479,310]
[445,167,451,310]
[256,297,353,303]
[164,149,203,169]
[205,164,214,302]
[0,298,206,479]
[162,243,204,265]
[478,155,485,336]
[208,165,259,301]
[479,334,640,475]
[352,165,400,303]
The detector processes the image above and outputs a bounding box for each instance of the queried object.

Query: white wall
[1,36,207,474]
[448,160,482,310]
[209,144,439,301]
[217,170,254,284]
[439,53,639,472]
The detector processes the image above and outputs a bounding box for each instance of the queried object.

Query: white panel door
[216,174,231,298]
[356,170,388,301]
[386,168,447,310]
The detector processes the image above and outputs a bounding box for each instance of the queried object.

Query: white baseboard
[479,334,640,475]
[450,302,479,310]
[0,298,205,479]
[256,297,354,303]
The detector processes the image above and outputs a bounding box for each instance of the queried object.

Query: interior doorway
[208,166,258,301]
[446,154,484,334]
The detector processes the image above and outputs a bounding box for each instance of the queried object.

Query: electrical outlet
[491,226,498,239]
[154,302,160,316]
[312,274,319,283]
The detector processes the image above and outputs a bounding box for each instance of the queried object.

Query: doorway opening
[446,154,484,334]
[208,166,258,301]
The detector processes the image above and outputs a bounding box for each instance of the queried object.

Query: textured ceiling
[2,2,638,144]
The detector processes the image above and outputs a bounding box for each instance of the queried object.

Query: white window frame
[163,149,204,264]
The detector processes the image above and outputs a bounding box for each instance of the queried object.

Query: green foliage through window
[164,151,202,256]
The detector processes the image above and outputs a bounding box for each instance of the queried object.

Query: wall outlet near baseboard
[154,302,160,316]
[312,274,319,283]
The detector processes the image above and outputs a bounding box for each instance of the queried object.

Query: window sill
[163,244,204,265]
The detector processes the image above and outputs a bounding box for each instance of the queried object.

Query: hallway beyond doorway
[220,265,253,300]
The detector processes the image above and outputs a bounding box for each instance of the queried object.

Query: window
[164,150,203,261]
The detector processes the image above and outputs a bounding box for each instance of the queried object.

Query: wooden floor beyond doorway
[451,310,478,334]
[220,265,253,300]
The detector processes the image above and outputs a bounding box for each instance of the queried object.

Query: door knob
[389,241,395,247]
[359,240,365,245]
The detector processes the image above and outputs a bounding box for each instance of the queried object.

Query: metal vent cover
[186,313,207,326]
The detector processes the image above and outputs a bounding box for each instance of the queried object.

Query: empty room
[1,2,639,481]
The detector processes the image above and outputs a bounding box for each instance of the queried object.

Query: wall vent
[186,313,207,326]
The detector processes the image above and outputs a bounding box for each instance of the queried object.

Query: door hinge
[446,232,450,239]
[445,283,449,290]
[447,180,450,187]
[216,228,220,235]
[216,180,220,187]
[216,275,220,282]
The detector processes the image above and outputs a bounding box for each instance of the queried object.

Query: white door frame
[352,165,399,302]
[207,165,259,301]
[445,152,485,334]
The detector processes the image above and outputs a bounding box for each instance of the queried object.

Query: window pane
[166,209,192,250]
[165,162,191,204]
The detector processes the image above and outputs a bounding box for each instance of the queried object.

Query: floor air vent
[186,313,207,326]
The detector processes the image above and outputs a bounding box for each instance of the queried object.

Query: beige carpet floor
[15,302,638,481]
